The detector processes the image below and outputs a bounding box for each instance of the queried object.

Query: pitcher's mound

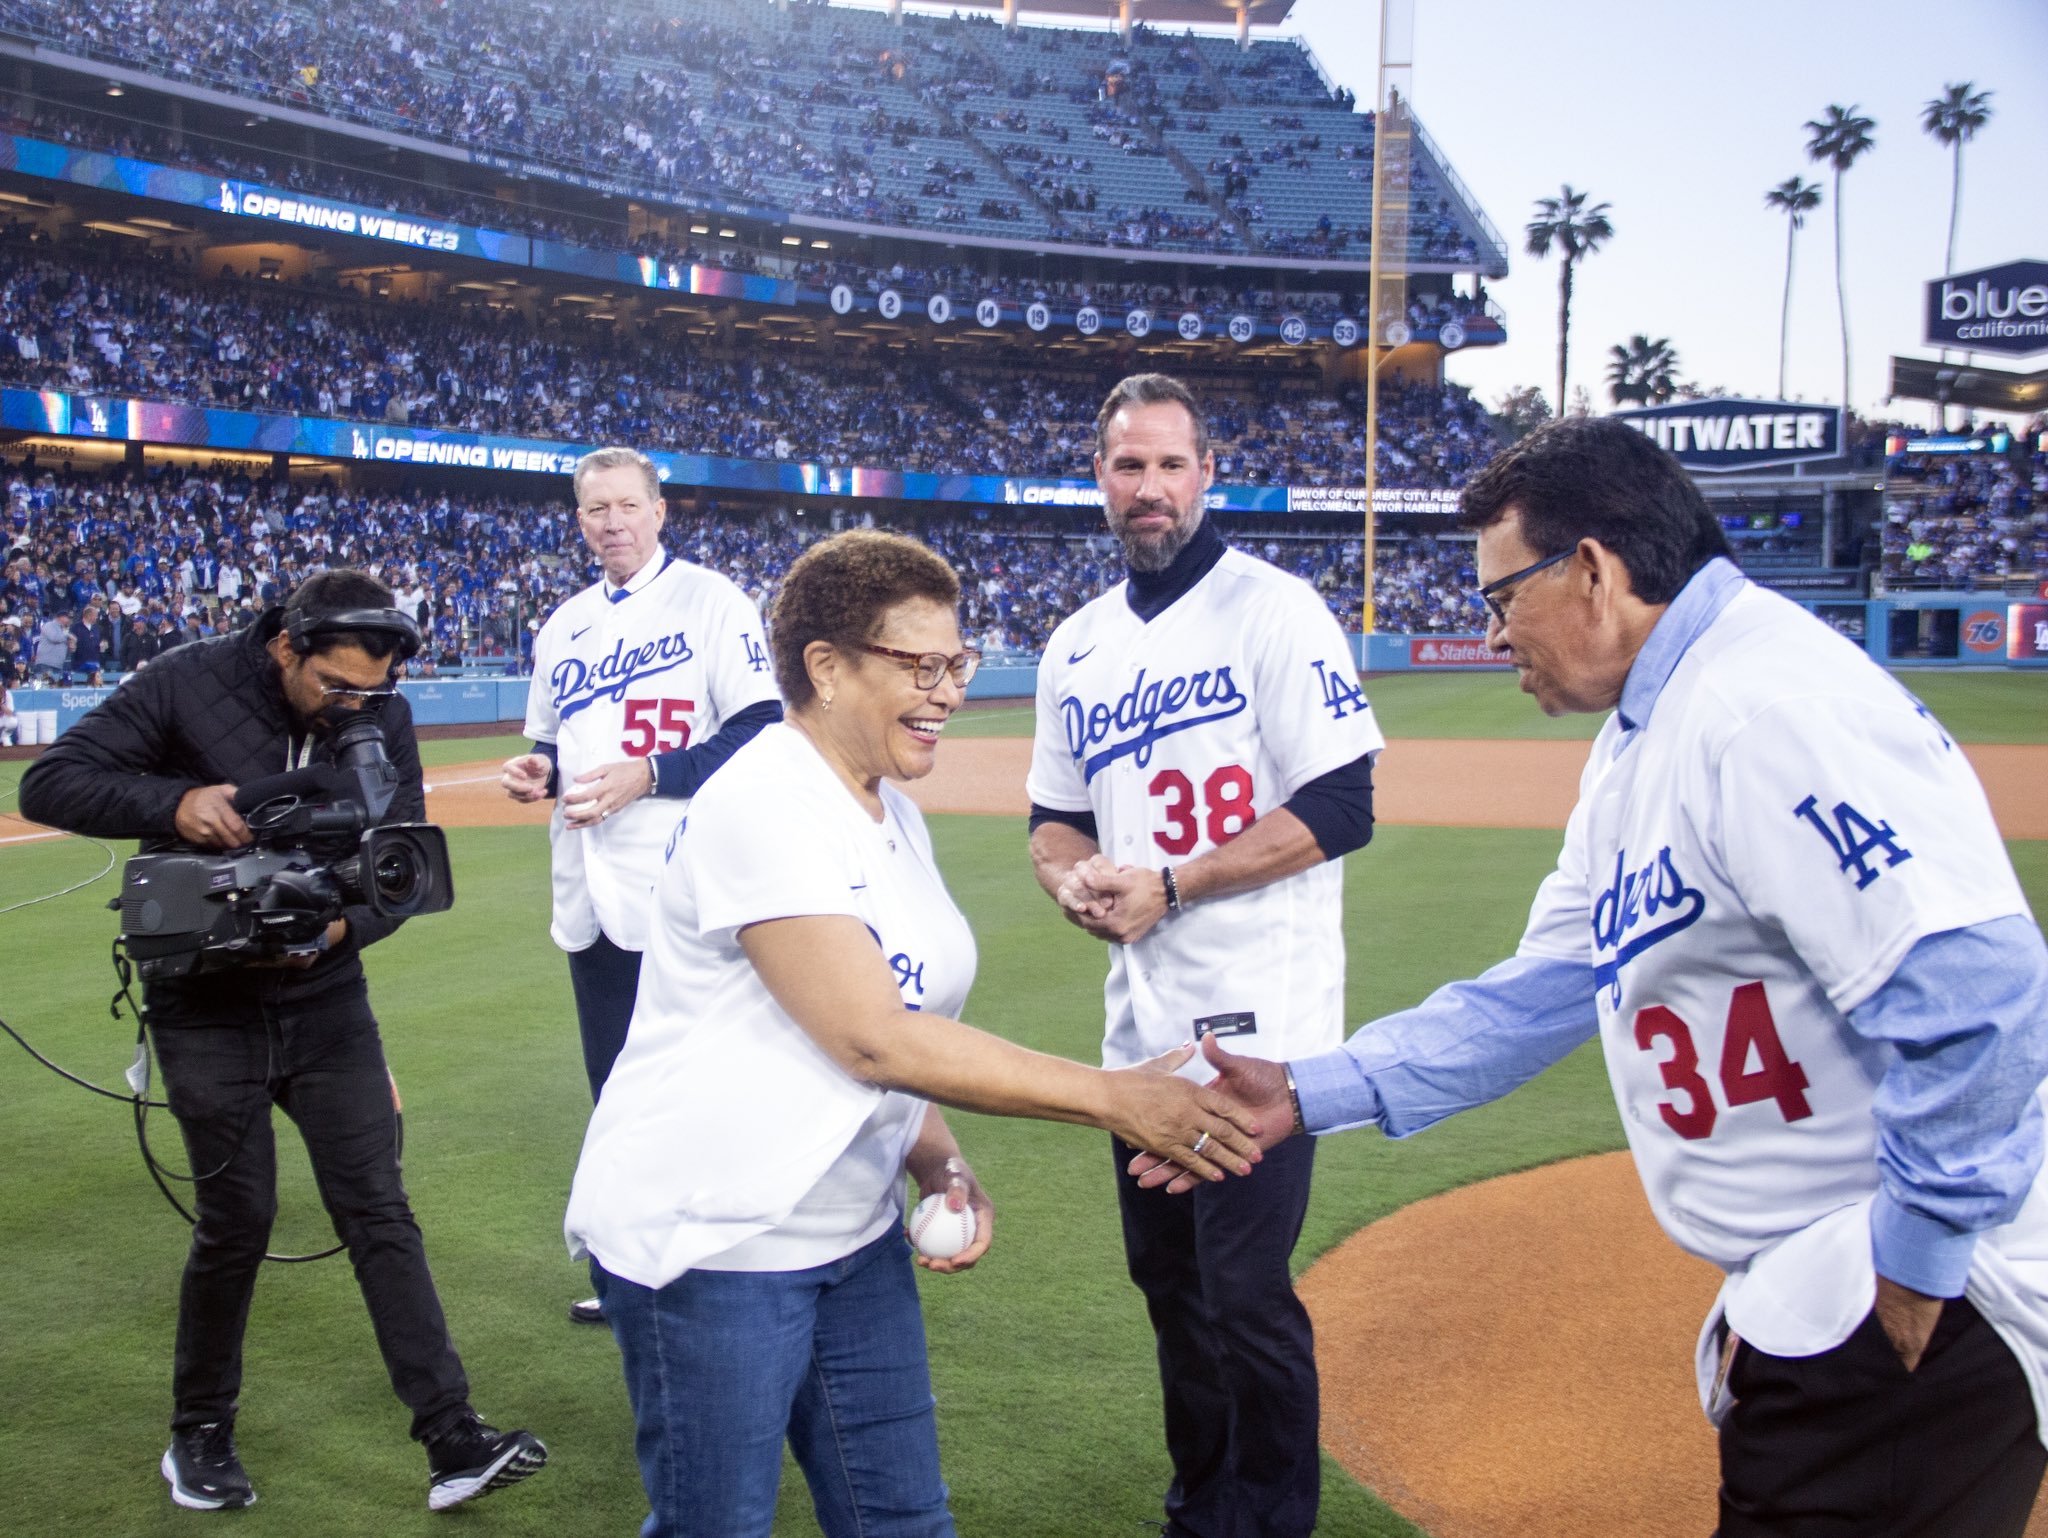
[1301,1151,2048,1536]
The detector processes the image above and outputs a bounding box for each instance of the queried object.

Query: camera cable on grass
[1,830,392,1264]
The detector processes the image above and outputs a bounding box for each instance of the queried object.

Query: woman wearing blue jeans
[564,532,1262,1537]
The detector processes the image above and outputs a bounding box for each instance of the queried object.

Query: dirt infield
[8,736,2047,1533]
[10,736,2043,843]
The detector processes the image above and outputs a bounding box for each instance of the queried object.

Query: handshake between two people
[1126,1033,1301,1195]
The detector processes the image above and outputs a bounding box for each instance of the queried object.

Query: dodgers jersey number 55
[525,558,780,953]
[1027,547,1383,1068]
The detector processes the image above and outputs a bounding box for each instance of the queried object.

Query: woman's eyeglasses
[864,644,982,690]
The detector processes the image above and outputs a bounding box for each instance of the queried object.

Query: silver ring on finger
[1191,1131,1211,1157]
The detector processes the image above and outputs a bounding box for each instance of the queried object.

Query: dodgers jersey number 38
[525,556,780,953]
[1028,547,1383,1068]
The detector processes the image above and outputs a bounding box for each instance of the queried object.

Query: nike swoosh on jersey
[570,625,593,641]
[1067,645,1096,664]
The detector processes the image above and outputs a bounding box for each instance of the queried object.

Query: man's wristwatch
[1282,1063,1306,1137]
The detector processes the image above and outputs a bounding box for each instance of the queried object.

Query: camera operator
[18,570,547,1515]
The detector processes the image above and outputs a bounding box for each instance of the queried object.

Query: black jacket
[19,607,426,1018]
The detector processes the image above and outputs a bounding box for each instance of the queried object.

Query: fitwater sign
[1613,398,1843,473]
[1924,260,2048,357]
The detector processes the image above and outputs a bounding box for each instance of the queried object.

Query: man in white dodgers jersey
[1165,417,2048,1536]
[501,447,781,1325]
[1028,374,1383,1538]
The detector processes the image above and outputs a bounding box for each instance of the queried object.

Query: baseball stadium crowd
[10,99,1499,344]
[0,459,1491,691]
[1879,434,2047,589]
[0,0,1489,261]
[0,243,1491,488]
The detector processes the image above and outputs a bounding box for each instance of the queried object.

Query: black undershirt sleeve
[1028,803,1100,844]
[531,738,559,799]
[1282,750,1375,860]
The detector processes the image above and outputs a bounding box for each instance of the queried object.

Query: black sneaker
[161,1421,256,1510]
[424,1411,547,1511]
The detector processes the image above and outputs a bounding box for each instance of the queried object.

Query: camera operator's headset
[282,603,424,666]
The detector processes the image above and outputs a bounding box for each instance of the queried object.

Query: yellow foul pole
[1362,0,1413,637]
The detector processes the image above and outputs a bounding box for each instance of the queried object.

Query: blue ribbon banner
[0,385,1441,512]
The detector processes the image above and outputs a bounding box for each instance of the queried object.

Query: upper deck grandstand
[0,0,1505,270]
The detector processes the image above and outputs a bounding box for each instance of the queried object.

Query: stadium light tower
[1361,0,1413,636]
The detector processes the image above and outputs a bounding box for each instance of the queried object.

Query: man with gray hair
[500,447,782,1326]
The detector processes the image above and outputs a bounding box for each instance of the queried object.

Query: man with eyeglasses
[499,447,782,1328]
[20,568,548,1514]
[1027,373,1384,1538]
[1143,417,2048,1537]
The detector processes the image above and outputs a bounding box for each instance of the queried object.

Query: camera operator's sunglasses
[313,681,402,707]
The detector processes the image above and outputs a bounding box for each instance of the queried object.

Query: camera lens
[373,845,422,910]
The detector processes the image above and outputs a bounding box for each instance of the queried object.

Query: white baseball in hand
[908,1193,976,1260]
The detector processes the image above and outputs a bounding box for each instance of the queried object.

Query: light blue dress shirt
[1291,559,2048,1298]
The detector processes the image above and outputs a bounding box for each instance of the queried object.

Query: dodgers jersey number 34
[524,557,780,954]
[1028,547,1383,1068]
[1516,584,2041,1371]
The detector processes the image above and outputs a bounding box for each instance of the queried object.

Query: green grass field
[0,671,2041,1535]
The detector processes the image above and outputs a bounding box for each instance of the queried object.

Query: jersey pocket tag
[1194,1012,1258,1038]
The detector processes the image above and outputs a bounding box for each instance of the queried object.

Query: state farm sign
[1408,637,1503,667]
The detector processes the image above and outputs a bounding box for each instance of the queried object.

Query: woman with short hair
[567,529,1260,1538]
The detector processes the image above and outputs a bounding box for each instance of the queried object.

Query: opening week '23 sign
[1612,398,1844,473]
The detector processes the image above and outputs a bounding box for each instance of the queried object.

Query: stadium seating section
[1880,440,2047,590]
[0,462,1491,683]
[0,0,1500,263]
[0,238,1495,486]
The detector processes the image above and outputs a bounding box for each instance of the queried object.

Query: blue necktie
[609,587,629,604]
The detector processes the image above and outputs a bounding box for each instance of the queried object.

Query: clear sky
[1279,0,2048,422]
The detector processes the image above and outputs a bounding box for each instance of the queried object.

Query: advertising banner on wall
[1612,398,1843,473]
[1407,637,1499,667]
[2010,604,2048,662]
[1924,260,2048,357]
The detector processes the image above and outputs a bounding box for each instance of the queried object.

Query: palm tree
[1804,104,1876,412]
[1764,176,1822,397]
[1922,83,1992,278]
[1525,185,1614,419]
[1606,335,1681,406]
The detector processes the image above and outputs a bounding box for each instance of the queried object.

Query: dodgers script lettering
[1591,845,1705,1003]
[1060,665,1248,781]
[552,630,695,721]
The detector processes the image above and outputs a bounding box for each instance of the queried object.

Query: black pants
[1112,1132,1319,1538]
[1718,1298,2046,1537]
[151,983,470,1441]
[565,932,642,1303]
[565,931,642,1104]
